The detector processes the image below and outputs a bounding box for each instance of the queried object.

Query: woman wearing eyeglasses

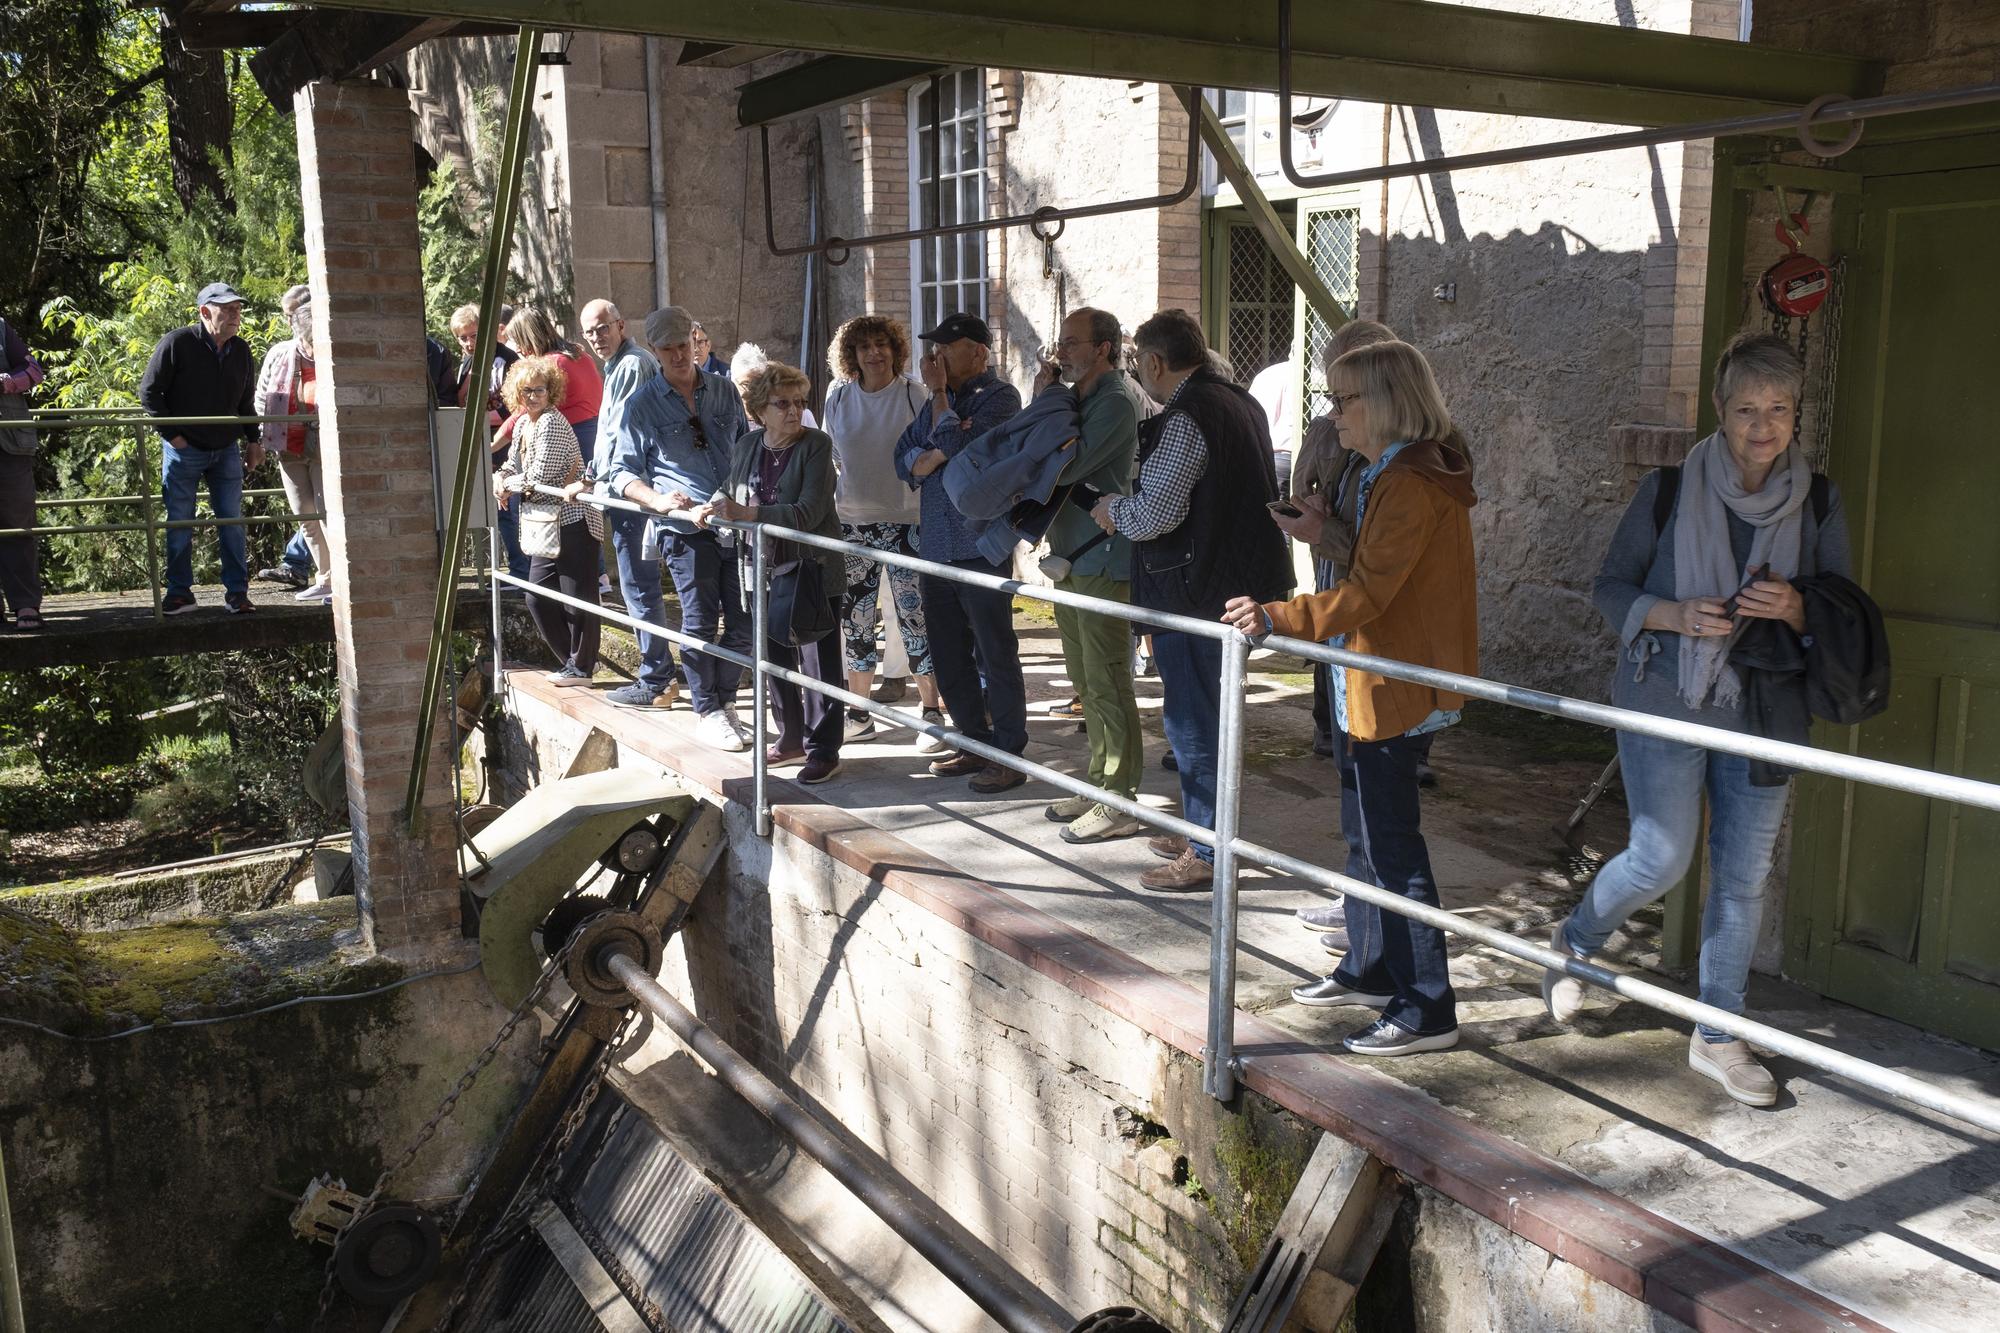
[494,356,602,686]
[704,361,848,784]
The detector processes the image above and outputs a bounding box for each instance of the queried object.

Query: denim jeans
[608,509,675,693]
[1333,730,1374,887]
[282,527,313,575]
[661,529,750,716]
[161,442,246,598]
[1561,730,1791,1040]
[920,558,1027,754]
[1153,631,1222,865]
[1332,731,1458,1035]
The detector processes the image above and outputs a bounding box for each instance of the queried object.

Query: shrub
[130,732,237,834]
[0,663,156,774]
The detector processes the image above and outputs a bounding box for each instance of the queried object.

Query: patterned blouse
[501,410,603,538]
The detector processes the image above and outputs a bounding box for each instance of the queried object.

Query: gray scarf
[1673,432,1809,710]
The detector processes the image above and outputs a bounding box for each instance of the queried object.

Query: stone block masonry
[294,78,460,958]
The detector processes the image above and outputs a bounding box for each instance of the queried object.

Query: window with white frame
[908,70,988,330]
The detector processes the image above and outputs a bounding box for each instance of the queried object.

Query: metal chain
[427,1012,631,1333]
[557,1192,671,1332]
[309,932,583,1330]
[1810,256,1847,471]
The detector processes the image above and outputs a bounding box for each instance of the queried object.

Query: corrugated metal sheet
[454,1096,854,1333]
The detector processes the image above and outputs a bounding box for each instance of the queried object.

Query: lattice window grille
[1302,208,1361,420]
[1224,225,1292,384]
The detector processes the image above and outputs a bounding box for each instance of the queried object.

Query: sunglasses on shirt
[688,416,710,450]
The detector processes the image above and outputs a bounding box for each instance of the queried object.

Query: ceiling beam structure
[298,0,1880,128]
[739,55,946,126]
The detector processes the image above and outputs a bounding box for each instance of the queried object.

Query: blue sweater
[893,369,1022,563]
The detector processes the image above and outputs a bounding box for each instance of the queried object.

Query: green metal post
[404,25,545,832]
[140,428,163,622]
[0,1136,23,1333]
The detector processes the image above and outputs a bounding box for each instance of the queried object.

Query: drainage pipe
[644,36,672,306]
[602,953,1074,1333]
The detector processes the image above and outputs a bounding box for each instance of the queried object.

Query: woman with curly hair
[493,355,603,685]
[822,313,944,750]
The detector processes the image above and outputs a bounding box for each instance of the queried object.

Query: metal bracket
[759,86,1203,261]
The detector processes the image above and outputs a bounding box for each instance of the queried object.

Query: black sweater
[139,324,257,449]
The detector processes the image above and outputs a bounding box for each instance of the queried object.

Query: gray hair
[643,305,693,349]
[730,341,770,385]
[1068,307,1122,358]
[291,301,314,348]
[1713,331,1804,412]
[281,284,313,317]
[1324,319,1396,380]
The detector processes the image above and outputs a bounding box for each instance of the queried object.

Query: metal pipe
[20,414,317,429]
[602,953,1074,1333]
[0,1138,24,1333]
[642,35,673,308]
[1205,636,1249,1101]
[490,525,508,723]
[140,429,161,622]
[752,528,772,838]
[759,84,1204,261]
[1273,0,2000,192]
[405,22,546,832]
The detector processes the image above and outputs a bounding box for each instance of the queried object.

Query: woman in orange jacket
[1223,340,1477,1056]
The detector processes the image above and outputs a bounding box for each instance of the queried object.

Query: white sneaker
[843,709,877,741]
[721,706,754,744]
[1542,924,1588,1024]
[915,707,950,754]
[698,710,748,752]
[294,579,333,602]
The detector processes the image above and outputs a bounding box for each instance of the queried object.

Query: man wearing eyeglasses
[604,306,753,751]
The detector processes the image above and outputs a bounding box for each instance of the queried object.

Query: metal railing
[8,414,324,620]
[502,484,2000,1136]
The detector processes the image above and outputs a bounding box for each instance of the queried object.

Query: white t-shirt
[1249,358,1296,457]
[824,376,926,525]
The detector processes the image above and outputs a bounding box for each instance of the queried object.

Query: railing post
[139,428,163,621]
[751,525,772,838]
[1205,632,1250,1101]
[489,525,506,719]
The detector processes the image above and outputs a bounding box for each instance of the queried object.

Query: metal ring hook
[823,238,852,267]
[1028,209,1066,243]
[1797,93,1865,158]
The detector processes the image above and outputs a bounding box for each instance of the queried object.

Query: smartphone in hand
[1721,562,1773,618]
[1267,500,1304,519]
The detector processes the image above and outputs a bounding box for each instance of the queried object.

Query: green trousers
[1053,572,1143,800]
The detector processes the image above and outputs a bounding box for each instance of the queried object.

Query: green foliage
[0,755,163,833]
[421,158,486,341]
[131,732,237,834]
[168,645,342,836]
[0,663,156,774]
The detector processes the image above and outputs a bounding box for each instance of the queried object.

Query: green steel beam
[739,54,943,126]
[406,25,545,832]
[1181,88,1348,333]
[300,0,1879,127]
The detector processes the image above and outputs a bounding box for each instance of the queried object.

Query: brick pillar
[295,78,459,958]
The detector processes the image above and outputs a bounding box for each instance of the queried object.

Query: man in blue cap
[140,281,261,614]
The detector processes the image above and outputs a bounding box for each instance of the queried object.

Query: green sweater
[1043,369,1143,580]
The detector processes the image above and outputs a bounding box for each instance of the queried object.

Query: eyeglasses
[1056,336,1107,351]
[521,385,551,399]
[582,323,617,339]
[1327,391,1363,417]
[766,398,806,412]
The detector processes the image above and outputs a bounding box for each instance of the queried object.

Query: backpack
[1651,463,1829,535]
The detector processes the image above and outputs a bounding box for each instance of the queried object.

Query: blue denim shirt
[603,366,749,537]
[1330,441,1461,740]
[592,338,660,490]
[893,368,1022,563]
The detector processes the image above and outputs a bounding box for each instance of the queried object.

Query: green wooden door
[1790,165,2000,1049]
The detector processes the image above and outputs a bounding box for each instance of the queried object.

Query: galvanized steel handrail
[506,485,2000,1135]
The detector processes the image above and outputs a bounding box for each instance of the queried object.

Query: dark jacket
[1801,573,1891,726]
[1131,368,1294,621]
[139,324,257,450]
[722,426,848,601]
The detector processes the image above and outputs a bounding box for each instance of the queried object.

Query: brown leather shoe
[1140,848,1212,892]
[928,750,985,777]
[968,762,1026,794]
[1147,834,1188,860]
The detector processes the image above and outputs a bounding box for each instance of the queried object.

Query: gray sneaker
[605,682,663,708]
[1688,1032,1778,1107]
[1319,929,1350,955]
[1290,975,1392,1008]
[1296,901,1347,931]
[842,709,877,740]
[1542,924,1588,1024]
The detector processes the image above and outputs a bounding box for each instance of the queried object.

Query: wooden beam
[1179,88,1348,333]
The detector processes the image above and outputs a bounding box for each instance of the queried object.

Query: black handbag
[767,550,837,646]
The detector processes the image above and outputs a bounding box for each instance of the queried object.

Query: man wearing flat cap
[604,305,753,751]
[140,281,262,614]
[893,312,1028,794]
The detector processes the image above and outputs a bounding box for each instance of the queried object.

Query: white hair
[730,342,769,384]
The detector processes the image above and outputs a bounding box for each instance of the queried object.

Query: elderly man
[1091,309,1293,890]
[1035,307,1147,843]
[604,306,752,750]
[139,281,261,615]
[579,299,678,710]
[450,302,527,580]
[894,313,1025,794]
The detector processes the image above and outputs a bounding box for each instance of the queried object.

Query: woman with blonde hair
[493,356,603,685]
[1224,339,1477,1057]
[499,307,606,457]
[703,360,849,783]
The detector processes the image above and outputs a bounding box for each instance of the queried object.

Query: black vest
[1132,369,1295,621]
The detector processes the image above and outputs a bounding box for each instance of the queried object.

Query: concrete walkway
[521,615,2000,1332]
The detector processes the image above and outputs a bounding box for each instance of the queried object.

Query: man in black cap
[140,281,261,614]
[893,312,1027,793]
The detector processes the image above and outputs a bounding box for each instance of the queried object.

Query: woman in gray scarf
[1545,333,1851,1108]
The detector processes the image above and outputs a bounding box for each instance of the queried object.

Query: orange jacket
[1261,439,1479,742]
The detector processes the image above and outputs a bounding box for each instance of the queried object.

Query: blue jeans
[609,509,675,693]
[282,527,312,575]
[1153,631,1222,864]
[495,502,531,580]
[161,443,246,598]
[1334,730,1374,886]
[1561,731,1791,1041]
[1332,732,1457,1035]
[919,558,1027,754]
[661,529,750,716]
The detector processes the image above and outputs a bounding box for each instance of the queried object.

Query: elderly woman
[1545,332,1850,1107]
[822,314,945,749]
[255,294,333,602]
[500,308,606,457]
[494,356,603,685]
[1223,340,1478,1057]
[702,361,848,785]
